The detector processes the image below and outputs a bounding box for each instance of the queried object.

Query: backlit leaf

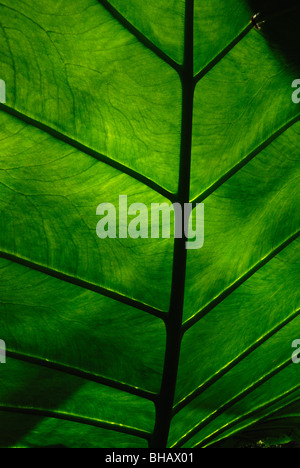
[0,0,299,448]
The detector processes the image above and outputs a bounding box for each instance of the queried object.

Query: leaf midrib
[149,0,194,447]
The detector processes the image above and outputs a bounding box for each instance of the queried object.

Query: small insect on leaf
[251,13,266,30]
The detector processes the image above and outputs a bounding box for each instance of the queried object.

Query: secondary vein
[194,22,254,84]
[6,349,158,402]
[190,115,300,206]
[0,104,175,203]
[182,230,300,332]
[195,384,300,448]
[96,0,182,74]
[0,250,166,321]
[0,405,151,440]
[175,307,300,415]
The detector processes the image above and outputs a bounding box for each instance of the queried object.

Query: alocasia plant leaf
[0,0,299,448]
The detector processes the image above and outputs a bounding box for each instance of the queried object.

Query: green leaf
[0,0,299,448]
